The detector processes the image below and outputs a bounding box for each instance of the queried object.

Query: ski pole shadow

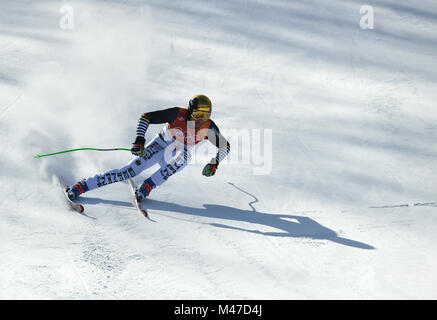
[144,199,375,250]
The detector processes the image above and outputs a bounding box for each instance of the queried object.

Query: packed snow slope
[1,0,437,299]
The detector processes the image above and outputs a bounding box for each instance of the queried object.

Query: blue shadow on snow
[145,199,375,250]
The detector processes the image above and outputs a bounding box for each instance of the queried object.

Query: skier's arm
[132,107,180,156]
[136,107,180,137]
[203,121,230,176]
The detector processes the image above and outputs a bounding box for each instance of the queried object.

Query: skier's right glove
[131,136,146,156]
[202,161,218,177]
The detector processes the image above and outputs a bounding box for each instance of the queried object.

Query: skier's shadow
[144,199,375,250]
[80,190,374,249]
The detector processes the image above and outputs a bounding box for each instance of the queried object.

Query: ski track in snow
[1,0,437,299]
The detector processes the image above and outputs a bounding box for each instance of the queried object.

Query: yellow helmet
[188,94,212,121]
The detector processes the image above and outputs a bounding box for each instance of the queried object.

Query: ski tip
[34,155,41,159]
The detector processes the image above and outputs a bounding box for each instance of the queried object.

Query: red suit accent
[167,108,212,146]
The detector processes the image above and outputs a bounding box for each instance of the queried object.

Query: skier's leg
[137,147,191,199]
[68,135,169,199]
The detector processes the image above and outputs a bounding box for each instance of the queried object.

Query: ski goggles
[190,107,211,120]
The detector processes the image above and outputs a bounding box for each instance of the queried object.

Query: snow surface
[1,0,437,299]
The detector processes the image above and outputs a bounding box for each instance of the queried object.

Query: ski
[128,178,150,219]
[58,176,85,214]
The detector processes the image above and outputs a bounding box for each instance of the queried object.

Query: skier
[66,94,230,202]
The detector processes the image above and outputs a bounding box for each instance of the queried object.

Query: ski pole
[34,147,131,159]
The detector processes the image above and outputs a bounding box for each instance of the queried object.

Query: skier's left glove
[202,161,218,177]
[131,136,145,156]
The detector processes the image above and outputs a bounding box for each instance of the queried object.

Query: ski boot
[135,178,156,202]
[66,179,89,201]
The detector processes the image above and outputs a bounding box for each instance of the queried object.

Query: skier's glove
[131,136,145,156]
[202,161,218,177]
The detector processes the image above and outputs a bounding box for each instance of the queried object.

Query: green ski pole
[34,147,131,159]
